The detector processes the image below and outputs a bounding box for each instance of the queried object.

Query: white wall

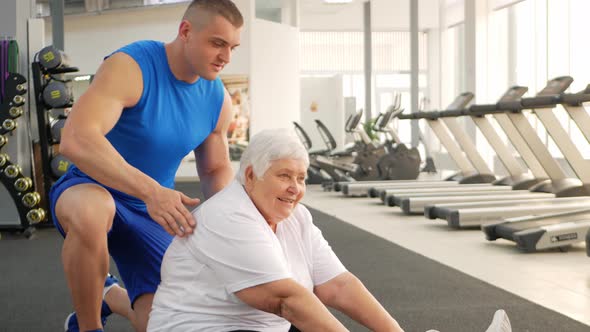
[300,0,439,31]
[250,18,300,135]
[43,1,252,75]
[300,76,345,150]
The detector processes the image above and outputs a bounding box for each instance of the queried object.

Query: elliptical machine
[292,121,336,184]
[313,109,387,184]
[374,102,421,181]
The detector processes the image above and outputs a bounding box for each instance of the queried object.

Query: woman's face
[245,158,307,230]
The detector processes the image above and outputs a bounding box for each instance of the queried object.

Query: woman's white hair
[236,128,309,185]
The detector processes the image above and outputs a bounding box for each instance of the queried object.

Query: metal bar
[533,107,590,183]
[493,113,548,179]
[363,1,372,122]
[50,0,65,50]
[425,119,475,174]
[441,118,492,174]
[505,111,567,181]
[471,116,524,176]
[410,0,419,147]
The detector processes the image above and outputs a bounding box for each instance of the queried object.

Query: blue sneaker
[64,275,118,332]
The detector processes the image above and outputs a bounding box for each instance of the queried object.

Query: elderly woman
[147,129,404,331]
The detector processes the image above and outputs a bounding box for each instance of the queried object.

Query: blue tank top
[69,40,224,207]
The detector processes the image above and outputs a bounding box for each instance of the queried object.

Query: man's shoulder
[108,40,163,60]
[121,40,163,51]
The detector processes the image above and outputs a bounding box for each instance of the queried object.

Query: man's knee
[56,183,116,237]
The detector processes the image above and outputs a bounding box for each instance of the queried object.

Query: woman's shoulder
[289,204,313,226]
[196,180,264,226]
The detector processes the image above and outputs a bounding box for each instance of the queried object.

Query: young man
[50,1,243,331]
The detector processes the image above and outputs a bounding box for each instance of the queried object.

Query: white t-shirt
[147,180,347,332]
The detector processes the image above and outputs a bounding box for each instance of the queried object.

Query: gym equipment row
[326,76,590,254]
[30,45,78,227]
[294,94,423,189]
[0,40,47,236]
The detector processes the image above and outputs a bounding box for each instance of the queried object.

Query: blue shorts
[49,171,173,306]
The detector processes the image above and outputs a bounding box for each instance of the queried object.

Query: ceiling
[35,0,368,16]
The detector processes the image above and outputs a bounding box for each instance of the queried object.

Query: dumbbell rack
[31,61,78,228]
[0,72,46,237]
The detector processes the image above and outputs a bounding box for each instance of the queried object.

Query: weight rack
[0,72,46,237]
[30,46,79,230]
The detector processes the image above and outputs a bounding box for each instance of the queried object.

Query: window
[300,31,429,144]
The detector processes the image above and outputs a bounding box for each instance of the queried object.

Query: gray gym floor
[0,181,589,331]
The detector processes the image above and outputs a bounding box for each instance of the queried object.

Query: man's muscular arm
[194,88,234,199]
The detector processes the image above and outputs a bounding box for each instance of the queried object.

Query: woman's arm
[235,278,349,332]
[314,272,404,332]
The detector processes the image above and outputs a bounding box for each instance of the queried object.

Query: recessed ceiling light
[323,0,354,4]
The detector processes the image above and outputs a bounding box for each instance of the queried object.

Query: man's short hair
[183,0,244,29]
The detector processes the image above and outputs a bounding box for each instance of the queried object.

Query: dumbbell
[42,80,73,108]
[26,208,46,224]
[12,95,25,105]
[8,107,23,118]
[50,107,71,119]
[4,164,22,178]
[22,192,41,208]
[0,153,9,167]
[15,82,26,93]
[0,135,7,148]
[51,154,72,178]
[14,177,33,192]
[3,119,17,132]
[38,45,71,70]
[50,118,66,143]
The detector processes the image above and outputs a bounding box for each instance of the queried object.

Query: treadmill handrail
[468,104,498,116]
[398,111,441,120]
[496,100,523,112]
[438,109,466,117]
[520,95,561,108]
[559,93,590,106]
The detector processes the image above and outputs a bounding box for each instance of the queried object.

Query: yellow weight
[5,165,21,178]
[58,159,70,172]
[12,95,24,104]
[22,192,41,208]
[0,153,10,167]
[42,51,55,63]
[26,208,46,224]
[3,119,16,131]
[9,107,23,118]
[14,177,32,192]
[50,90,61,99]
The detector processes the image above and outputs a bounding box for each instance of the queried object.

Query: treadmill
[480,86,590,251]
[482,208,590,252]
[378,88,542,208]
[388,86,557,213]
[340,93,478,197]
[426,77,590,228]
